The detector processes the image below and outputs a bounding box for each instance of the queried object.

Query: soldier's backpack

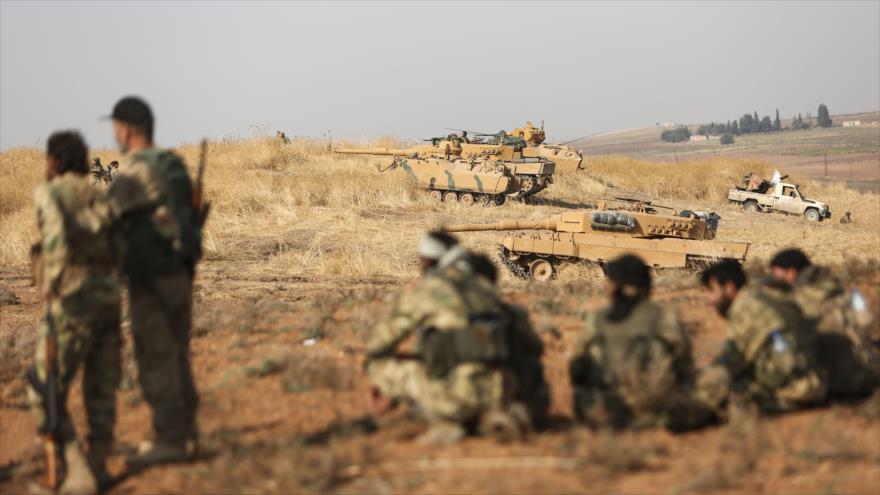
[748,284,824,396]
[419,278,512,378]
[810,285,880,397]
[590,302,677,416]
[123,149,202,281]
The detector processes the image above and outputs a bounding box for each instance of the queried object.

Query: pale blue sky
[1,1,878,150]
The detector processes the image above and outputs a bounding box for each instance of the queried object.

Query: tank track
[498,246,530,279]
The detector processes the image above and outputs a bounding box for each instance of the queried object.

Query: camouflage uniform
[106,148,201,446]
[697,278,827,413]
[29,174,121,452]
[504,303,550,425]
[570,299,713,430]
[792,266,879,397]
[366,264,515,424]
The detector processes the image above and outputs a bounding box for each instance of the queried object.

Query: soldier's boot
[416,421,465,446]
[507,403,534,435]
[86,443,112,489]
[125,440,193,472]
[478,410,522,443]
[59,442,97,495]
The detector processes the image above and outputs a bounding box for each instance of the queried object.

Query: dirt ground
[2,258,879,494]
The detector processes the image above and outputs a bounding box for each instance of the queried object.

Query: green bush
[720,133,735,145]
[660,126,691,143]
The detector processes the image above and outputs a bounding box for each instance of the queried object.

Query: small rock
[0,287,21,306]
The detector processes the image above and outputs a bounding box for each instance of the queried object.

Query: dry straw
[1,137,877,280]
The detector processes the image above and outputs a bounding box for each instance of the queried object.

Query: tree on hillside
[740,113,754,133]
[660,126,691,143]
[774,109,781,131]
[817,104,832,127]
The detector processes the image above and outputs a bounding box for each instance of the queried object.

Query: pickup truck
[728,182,831,222]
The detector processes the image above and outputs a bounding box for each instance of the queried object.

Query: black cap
[770,248,811,271]
[605,254,651,291]
[106,96,153,127]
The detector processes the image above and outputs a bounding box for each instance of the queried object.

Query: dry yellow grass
[1,138,877,281]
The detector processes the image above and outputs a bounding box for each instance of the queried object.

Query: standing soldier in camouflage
[569,255,713,431]
[365,233,521,444]
[769,249,879,398]
[28,131,121,495]
[103,96,202,469]
[697,260,827,415]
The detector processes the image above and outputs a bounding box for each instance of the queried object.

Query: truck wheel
[804,209,820,222]
[529,259,554,281]
[743,201,759,213]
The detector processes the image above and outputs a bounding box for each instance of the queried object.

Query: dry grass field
[1,137,879,494]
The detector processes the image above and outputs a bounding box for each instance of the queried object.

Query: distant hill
[571,111,880,186]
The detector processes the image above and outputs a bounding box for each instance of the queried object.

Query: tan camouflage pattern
[366,263,515,423]
[792,266,880,397]
[570,300,713,430]
[698,279,827,413]
[29,174,121,447]
[105,154,167,218]
[32,174,117,300]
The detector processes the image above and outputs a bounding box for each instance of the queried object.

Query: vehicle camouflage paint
[335,145,555,204]
[506,121,585,173]
[442,210,750,280]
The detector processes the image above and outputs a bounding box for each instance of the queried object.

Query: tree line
[661,104,833,144]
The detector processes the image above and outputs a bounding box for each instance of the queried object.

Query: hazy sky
[1,1,878,150]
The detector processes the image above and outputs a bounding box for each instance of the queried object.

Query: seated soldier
[469,253,550,429]
[365,233,521,444]
[569,255,714,431]
[770,249,879,399]
[697,260,827,415]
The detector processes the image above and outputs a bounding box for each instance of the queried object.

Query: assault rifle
[192,139,211,226]
[26,309,60,489]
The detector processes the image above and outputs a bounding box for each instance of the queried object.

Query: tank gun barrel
[334,148,413,156]
[442,217,559,232]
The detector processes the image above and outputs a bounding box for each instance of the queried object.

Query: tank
[335,146,556,203]
[506,122,585,173]
[442,210,750,280]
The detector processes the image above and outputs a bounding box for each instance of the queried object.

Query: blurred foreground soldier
[569,255,713,431]
[469,253,550,427]
[365,233,521,444]
[839,211,852,224]
[28,131,121,494]
[104,96,203,469]
[697,260,826,414]
[770,249,879,398]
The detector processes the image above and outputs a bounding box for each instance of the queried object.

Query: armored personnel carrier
[335,145,555,203]
[442,210,749,280]
[506,122,585,173]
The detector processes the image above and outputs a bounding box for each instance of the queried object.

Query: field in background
[2,137,878,275]
[573,111,880,191]
[2,137,879,494]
